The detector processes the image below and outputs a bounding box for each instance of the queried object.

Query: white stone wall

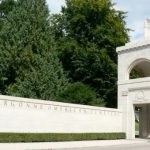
[0,95,123,133]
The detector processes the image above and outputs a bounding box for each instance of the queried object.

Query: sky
[47,0,150,41]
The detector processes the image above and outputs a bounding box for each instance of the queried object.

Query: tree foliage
[52,0,129,107]
[0,0,16,30]
[0,0,68,99]
[7,52,69,100]
[58,82,105,106]
[0,0,129,107]
[130,69,143,79]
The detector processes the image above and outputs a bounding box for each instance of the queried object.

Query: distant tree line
[0,0,129,108]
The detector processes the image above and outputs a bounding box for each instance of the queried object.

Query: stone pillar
[144,19,150,38]
[126,100,135,139]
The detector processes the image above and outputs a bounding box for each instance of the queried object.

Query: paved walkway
[56,142,150,150]
[0,139,149,150]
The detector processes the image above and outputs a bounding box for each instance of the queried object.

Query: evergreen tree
[0,0,68,99]
[8,52,68,100]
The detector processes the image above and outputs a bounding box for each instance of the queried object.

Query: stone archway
[116,19,150,139]
[134,103,150,138]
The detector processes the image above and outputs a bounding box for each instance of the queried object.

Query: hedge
[0,133,125,143]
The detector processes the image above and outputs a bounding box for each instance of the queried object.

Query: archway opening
[129,59,150,79]
[134,104,150,139]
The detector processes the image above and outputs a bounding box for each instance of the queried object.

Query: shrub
[0,133,126,143]
[58,82,105,106]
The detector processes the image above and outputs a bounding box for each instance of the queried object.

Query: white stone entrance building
[117,19,150,139]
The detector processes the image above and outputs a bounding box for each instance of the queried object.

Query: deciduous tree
[52,0,129,107]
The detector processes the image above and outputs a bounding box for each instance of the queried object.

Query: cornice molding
[116,38,150,53]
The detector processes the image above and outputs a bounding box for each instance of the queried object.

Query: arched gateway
[117,19,150,139]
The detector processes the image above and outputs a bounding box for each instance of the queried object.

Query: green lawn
[0,133,126,143]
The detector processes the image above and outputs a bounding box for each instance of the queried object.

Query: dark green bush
[58,82,105,106]
[0,133,126,143]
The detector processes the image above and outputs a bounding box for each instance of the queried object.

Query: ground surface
[0,139,149,150]
[57,143,150,150]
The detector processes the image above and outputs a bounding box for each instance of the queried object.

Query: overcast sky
[47,0,150,41]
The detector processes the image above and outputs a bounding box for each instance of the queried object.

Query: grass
[0,132,126,143]
[135,121,139,131]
